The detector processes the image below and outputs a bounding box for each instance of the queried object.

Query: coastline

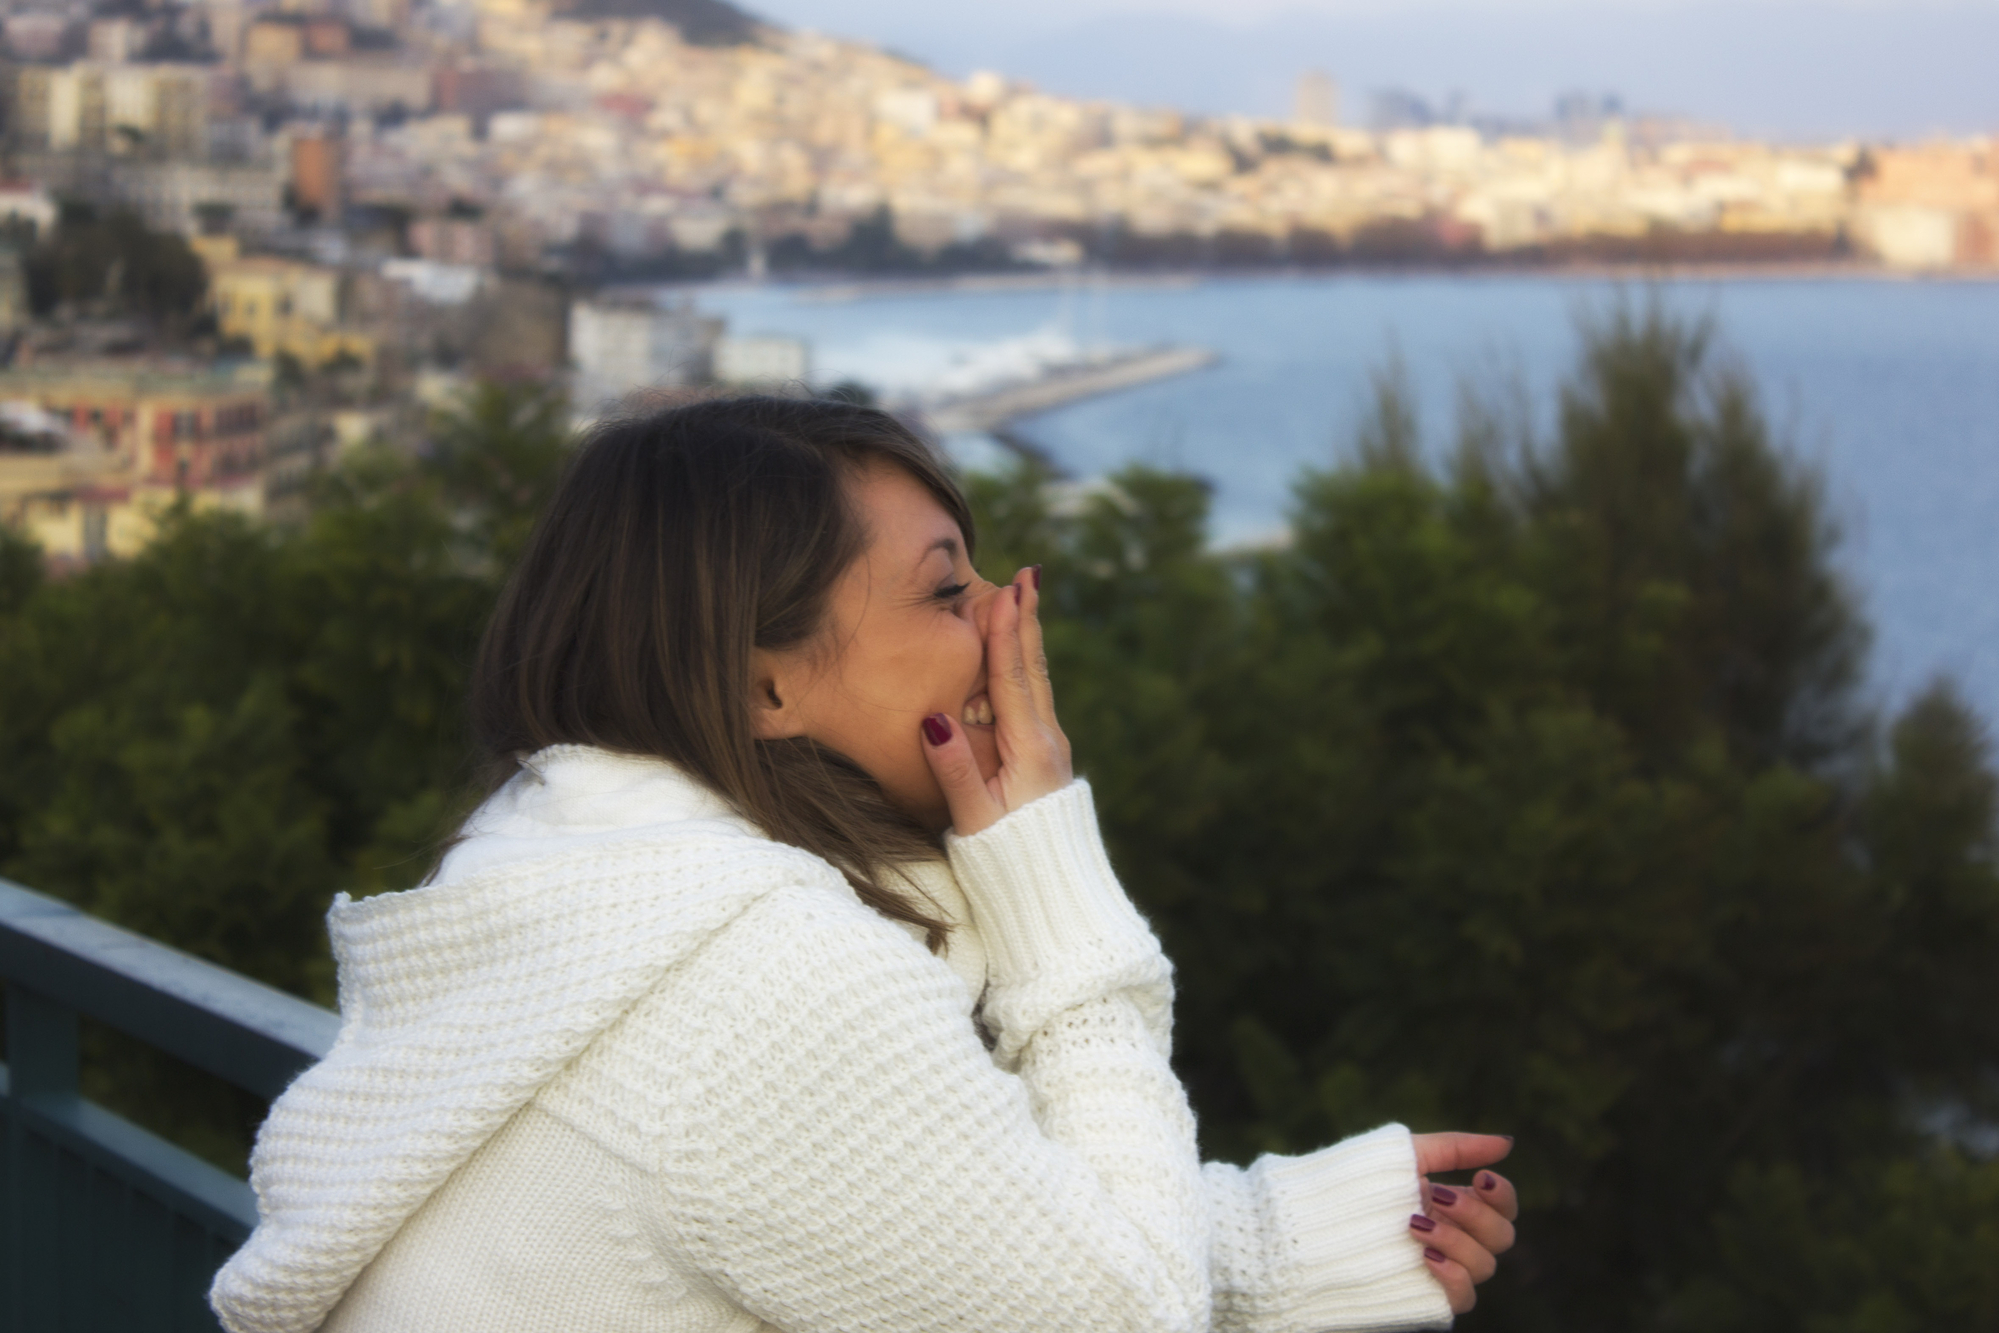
[694,260,1999,306]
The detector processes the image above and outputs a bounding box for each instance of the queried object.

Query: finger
[1418,1241,1476,1315]
[1409,1213,1498,1284]
[984,579,1038,744]
[1425,1179,1516,1255]
[1413,1131,1513,1177]
[1422,1168,1519,1225]
[1473,1167,1519,1224]
[919,712,1003,835]
[1013,566,1054,719]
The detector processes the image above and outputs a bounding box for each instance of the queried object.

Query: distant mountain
[555,0,766,45]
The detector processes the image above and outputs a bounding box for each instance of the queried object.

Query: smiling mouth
[961,692,995,727]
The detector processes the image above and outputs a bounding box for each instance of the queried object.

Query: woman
[213,396,1517,1333]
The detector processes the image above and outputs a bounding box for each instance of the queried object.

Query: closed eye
[935,582,970,602]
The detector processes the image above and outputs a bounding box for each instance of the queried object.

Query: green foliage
[1527,307,1865,770]
[421,380,575,571]
[1662,1149,1999,1331]
[963,304,1999,1329]
[0,522,42,615]
[0,380,566,1168]
[24,204,209,321]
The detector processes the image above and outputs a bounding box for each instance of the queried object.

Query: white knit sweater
[211,745,1452,1333]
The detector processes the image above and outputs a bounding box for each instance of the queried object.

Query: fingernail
[1501,1135,1515,1143]
[1012,584,1021,602]
[1409,1214,1437,1233]
[1430,1186,1458,1206]
[1478,1172,1498,1192]
[1424,1247,1447,1264]
[921,714,951,746]
[1031,564,1043,589]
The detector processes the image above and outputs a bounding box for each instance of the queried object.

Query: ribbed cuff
[944,781,1169,1064]
[1254,1124,1454,1331]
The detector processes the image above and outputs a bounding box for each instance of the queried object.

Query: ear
[749,648,809,740]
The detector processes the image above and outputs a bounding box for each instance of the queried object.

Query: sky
[745,0,1999,141]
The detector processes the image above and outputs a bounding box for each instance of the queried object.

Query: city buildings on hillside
[0,0,1994,568]
[0,358,272,562]
[0,0,1989,282]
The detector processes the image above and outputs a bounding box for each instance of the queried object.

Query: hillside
[555,0,764,44]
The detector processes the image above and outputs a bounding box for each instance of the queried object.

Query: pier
[922,345,1219,436]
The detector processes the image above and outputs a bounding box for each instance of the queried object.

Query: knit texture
[211,746,1452,1333]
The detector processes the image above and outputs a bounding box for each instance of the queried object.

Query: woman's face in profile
[754,460,1007,830]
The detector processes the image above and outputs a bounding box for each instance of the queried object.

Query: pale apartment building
[714,336,810,387]
[569,294,723,413]
[7,61,211,158]
[194,236,374,366]
[1854,143,1999,269]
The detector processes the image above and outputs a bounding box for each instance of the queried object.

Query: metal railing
[0,878,338,1333]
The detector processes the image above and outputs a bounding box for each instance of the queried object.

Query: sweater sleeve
[1205,1128,1456,1332]
[634,781,1446,1332]
[953,782,1451,1333]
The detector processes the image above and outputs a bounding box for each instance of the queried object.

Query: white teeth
[963,698,996,726]
[977,698,995,726]
[962,702,979,725]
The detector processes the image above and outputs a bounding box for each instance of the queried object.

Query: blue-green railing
[0,878,338,1332]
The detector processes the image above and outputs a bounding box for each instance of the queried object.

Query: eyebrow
[917,537,960,565]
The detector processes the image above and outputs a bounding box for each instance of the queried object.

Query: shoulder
[576,877,972,1080]
[540,876,975,1161]
[654,879,965,1033]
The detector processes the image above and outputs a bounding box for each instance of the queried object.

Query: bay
[693,274,1999,727]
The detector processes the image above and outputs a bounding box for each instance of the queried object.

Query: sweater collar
[433,745,760,885]
[510,745,747,829]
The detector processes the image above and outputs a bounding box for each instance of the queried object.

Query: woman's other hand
[920,568,1073,836]
[1409,1132,1518,1314]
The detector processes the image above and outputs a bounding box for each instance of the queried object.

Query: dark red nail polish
[1430,1186,1458,1206]
[1031,564,1043,589]
[1424,1247,1448,1264]
[1409,1214,1437,1232]
[1012,584,1022,602]
[1478,1172,1498,1192]
[921,714,951,746]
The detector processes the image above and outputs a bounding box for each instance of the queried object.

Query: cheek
[807,608,991,827]
[821,616,981,742]
[851,613,983,707]
[901,612,985,708]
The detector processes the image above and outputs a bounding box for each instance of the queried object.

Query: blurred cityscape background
[1,0,1997,1328]
[0,0,1996,574]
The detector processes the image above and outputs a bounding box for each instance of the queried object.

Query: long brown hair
[468,395,971,948]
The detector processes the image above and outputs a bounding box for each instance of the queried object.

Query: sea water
[693,274,1999,727]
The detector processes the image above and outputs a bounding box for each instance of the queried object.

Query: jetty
[922,345,1219,436]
